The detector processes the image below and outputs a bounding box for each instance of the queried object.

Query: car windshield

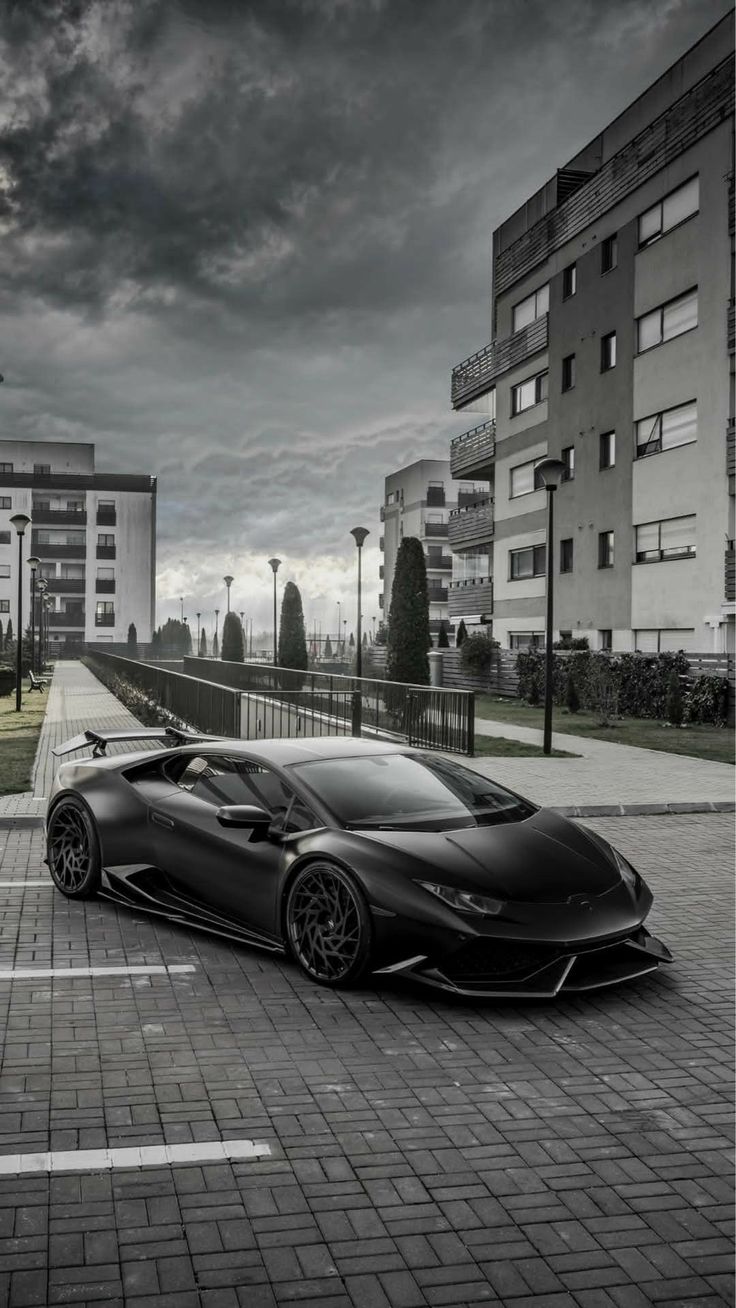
[290,752,536,831]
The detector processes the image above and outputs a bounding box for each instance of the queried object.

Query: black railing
[96,546,116,559]
[45,578,85,593]
[96,579,116,593]
[32,541,86,558]
[31,508,87,526]
[50,611,85,628]
[95,614,115,627]
[96,509,117,525]
[241,691,360,740]
[452,316,548,409]
[183,657,475,755]
[83,651,243,738]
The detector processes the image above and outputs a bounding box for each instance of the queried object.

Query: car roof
[175,736,409,766]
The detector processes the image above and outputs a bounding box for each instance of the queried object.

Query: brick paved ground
[0,812,732,1308]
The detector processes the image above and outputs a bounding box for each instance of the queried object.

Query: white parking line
[0,1139,272,1175]
[0,880,52,887]
[0,964,196,980]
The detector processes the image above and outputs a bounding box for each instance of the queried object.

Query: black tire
[47,797,102,899]
[285,861,372,987]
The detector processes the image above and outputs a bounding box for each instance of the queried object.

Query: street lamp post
[180,596,184,622]
[214,609,220,656]
[196,612,201,651]
[534,458,566,755]
[268,559,281,666]
[27,556,40,675]
[10,514,31,710]
[350,528,369,678]
[36,578,47,669]
[42,595,51,670]
[223,575,234,613]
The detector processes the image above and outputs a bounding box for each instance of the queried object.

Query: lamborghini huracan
[45,727,672,997]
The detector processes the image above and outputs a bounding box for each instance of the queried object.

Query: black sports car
[45,728,672,997]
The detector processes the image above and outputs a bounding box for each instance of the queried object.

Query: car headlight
[417,881,505,915]
[611,846,642,896]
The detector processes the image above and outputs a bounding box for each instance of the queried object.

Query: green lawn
[475,695,734,765]
[473,733,577,758]
[0,688,49,794]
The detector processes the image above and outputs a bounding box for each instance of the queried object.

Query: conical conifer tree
[386,538,430,686]
[221,612,244,662]
[278,581,308,689]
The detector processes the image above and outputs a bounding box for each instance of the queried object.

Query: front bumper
[374,927,672,998]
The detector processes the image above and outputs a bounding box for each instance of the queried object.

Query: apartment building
[0,440,156,652]
[448,13,735,654]
[379,459,488,639]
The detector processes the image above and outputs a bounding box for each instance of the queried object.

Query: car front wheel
[47,797,102,899]
[286,862,371,987]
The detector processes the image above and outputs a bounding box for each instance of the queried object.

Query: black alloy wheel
[286,863,371,986]
[47,798,101,899]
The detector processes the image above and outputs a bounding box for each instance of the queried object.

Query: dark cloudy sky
[0,0,727,637]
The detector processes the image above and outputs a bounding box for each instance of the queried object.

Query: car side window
[177,755,318,831]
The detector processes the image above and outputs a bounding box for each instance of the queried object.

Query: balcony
[426,554,452,571]
[448,578,493,618]
[728,299,735,355]
[32,540,86,559]
[448,498,494,551]
[96,579,116,594]
[379,536,384,551]
[728,420,735,490]
[423,521,449,538]
[426,487,446,507]
[95,613,115,627]
[32,508,87,526]
[96,545,116,559]
[50,610,85,628]
[378,593,384,609]
[427,586,448,604]
[726,545,735,603]
[378,565,384,581]
[494,56,734,296]
[452,316,548,410]
[96,508,117,526]
[451,419,496,479]
[44,578,85,594]
[379,506,385,522]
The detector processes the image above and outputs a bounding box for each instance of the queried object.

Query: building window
[386,492,395,505]
[599,629,613,650]
[509,460,544,498]
[512,283,549,333]
[97,534,115,547]
[561,354,576,392]
[637,287,698,353]
[0,599,9,613]
[511,371,548,415]
[635,515,696,563]
[426,482,445,507]
[0,497,10,509]
[601,234,617,273]
[509,632,544,649]
[599,431,616,469]
[95,601,115,625]
[561,446,575,481]
[600,332,617,371]
[635,400,697,458]
[33,463,51,475]
[638,176,699,247]
[0,532,10,545]
[0,564,9,578]
[598,531,614,568]
[509,544,546,580]
[97,568,115,580]
[634,628,695,652]
[562,263,577,299]
[560,538,573,573]
[0,463,13,474]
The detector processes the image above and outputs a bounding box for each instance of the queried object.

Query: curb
[551,801,735,818]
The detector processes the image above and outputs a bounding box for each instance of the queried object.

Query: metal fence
[241,691,360,740]
[83,651,243,738]
[183,657,475,755]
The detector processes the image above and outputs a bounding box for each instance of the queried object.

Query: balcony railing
[727,420,735,484]
[95,613,115,627]
[96,508,117,526]
[44,578,85,594]
[96,579,116,594]
[32,541,86,559]
[426,488,446,507]
[728,299,735,354]
[31,508,87,526]
[427,587,448,603]
[451,419,496,479]
[726,545,735,603]
[448,498,494,552]
[452,317,548,409]
[379,536,384,551]
[448,577,493,618]
[378,565,384,581]
[426,554,452,570]
[50,611,85,628]
[423,522,449,538]
[494,55,734,296]
[96,545,116,559]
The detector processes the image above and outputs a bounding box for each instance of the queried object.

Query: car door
[148,753,315,937]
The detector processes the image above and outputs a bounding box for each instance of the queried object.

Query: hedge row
[515,650,728,725]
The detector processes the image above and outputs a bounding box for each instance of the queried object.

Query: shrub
[221,612,244,662]
[127,623,138,659]
[278,580,308,690]
[437,621,450,649]
[386,538,430,687]
[374,623,387,646]
[684,674,729,725]
[199,626,208,656]
[456,619,467,648]
[323,634,333,659]
[665,670,684,726]
[565,671,580,714]
[460,633,496,677]
[4,619,13,650]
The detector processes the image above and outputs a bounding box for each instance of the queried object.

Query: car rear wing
[52,726,219,758]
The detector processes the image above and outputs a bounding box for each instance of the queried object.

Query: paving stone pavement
[0,812,732,1307]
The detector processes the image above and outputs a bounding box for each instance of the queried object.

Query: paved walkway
[0,661,732,821]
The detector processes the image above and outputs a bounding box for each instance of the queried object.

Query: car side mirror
[216,804,272,834]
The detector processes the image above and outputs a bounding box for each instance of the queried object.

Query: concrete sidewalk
[0,659,732,820]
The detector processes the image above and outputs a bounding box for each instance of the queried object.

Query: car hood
[358,808,619,903]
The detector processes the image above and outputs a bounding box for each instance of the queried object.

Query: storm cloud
[0,0,726,630]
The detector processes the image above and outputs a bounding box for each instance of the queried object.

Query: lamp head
[27,556,40,572]
[223,575,234,587]
[10,512,31,537]
[534,457,566,490]
[37,578,48,593]
[268,557,281,574]
[350,527,370,549]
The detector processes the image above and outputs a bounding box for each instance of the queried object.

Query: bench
[28,670,48,692]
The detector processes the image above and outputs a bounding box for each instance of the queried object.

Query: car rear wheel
[286,862,371,987]
[47,798,101,899]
